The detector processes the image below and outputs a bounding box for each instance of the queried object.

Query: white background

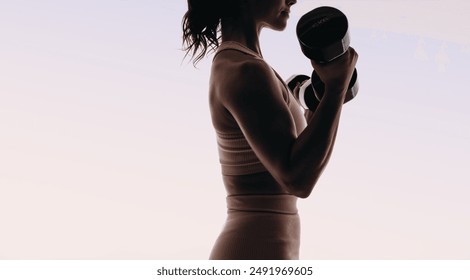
[1,0,469,259]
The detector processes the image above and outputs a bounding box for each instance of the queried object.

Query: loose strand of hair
[182,12,221,66]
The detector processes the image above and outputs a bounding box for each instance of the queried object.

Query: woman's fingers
[309,47,359,93]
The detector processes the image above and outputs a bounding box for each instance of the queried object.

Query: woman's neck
[221,18,263,57]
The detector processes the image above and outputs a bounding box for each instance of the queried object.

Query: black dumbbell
[296,6,358,104]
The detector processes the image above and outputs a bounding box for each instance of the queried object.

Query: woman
[182,0,358,259]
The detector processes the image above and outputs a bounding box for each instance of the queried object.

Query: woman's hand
[310,47,358,97]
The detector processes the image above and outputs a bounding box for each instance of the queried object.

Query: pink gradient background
[1,1,469,259]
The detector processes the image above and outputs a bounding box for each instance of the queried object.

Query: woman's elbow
[291,187,313,199]
[283,169,322,199]
[288,180,317,199]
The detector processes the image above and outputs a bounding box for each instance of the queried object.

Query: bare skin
[209,0,358,198]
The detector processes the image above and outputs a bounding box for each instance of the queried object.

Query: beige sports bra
[212,41,291,176]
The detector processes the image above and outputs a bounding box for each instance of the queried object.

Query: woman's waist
[223,171,288,196]
[226,193,298,215]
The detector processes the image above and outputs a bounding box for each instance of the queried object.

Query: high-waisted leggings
[209,194,300,260]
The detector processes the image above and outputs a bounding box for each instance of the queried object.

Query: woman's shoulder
[211,50,277,96]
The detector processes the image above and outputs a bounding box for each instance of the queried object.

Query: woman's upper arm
[220,61,297,188]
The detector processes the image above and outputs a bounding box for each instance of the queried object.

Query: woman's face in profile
[250,0,297,31]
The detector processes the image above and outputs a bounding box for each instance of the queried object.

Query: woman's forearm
[287,91,345,197]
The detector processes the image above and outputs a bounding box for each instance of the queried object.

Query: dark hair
[182,0,240,65]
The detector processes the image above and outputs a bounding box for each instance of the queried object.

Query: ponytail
[182,0,240,65]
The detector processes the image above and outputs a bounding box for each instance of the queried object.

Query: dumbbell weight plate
[286,74,310,91]
[296,6,350,63]
[286,74,320,110]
